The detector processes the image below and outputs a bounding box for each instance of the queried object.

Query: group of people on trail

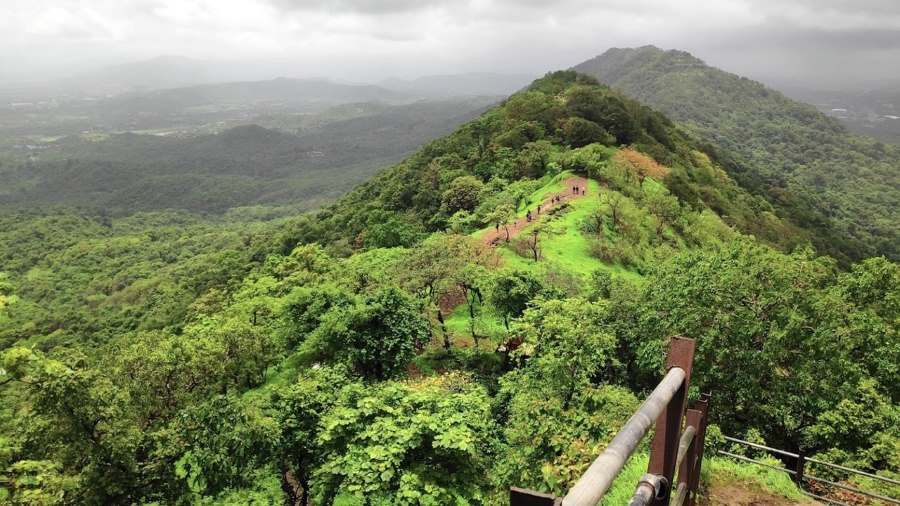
[491,182,586,237]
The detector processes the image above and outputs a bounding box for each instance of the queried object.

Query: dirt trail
[703,483,820,505]
[482,176,589,246]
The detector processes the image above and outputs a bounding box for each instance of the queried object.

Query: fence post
[686,394,710,506]
[647,336,696,506]
[794,451,806,488]
[510,487,560,506]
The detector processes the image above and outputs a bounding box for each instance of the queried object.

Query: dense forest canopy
[1,70,897,505]
[574,46,900,265]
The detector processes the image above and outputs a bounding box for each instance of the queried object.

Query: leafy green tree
[486,204,517,243]
[441,176,484,215]
[282,284,355,349]
[490,270,544,330]
[273,366,352,506]
[318,287,430,380]
[495,298,633,494]
[312,373,498,505]
[565,87,640,144]
[2,347,140,504]
[560,117,615,148]
[163,395,279,500]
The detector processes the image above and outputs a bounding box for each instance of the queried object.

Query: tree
[490,270,544,331]
[516,140,553,179]
[601,191,625,230]
[643,182,680,240]
[399,234,500,350]
[319,287,430,380]
[163,395,278,501]
[487,204,517,242]
[441,176,484,215]
[496,298,634,495]
[311,373,498,505]
[454,264,489,348]
[282,284,355,350]
[560,117,614,148]
[273,366,351,506]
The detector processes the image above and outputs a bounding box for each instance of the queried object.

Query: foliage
[576,46,900,263]
[312,373,498,505]
[314,287,431,380]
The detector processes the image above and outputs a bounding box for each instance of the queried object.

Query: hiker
[582,189,585,195]
[526,210,532,222]
[495,223,499,232]
[537,205,541,214]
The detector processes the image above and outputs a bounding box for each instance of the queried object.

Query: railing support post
[510,487,561,506]
[794,451,806,488]
[647,336,695,506]
[686,394,709,506]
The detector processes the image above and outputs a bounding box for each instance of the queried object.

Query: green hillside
[574,46,900,264]
[1,71,896,505]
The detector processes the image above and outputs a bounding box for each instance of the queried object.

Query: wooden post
[648,336,695,506]
[794,451,806,489]
[510,487,560,506]
[686,394,710,506]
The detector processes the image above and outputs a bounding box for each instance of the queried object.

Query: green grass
[703,456,810,502]
[498,177,641,281]
[443,301,508,347]
[597,453,810,504]
[515,171,571,214]
[599,453,650,505]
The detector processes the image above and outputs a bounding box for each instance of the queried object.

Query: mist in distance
[2,0,900,93]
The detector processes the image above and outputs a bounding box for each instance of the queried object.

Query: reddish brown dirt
[481,176,589,246]
[703,483,819,505]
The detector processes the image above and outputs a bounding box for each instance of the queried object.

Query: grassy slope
[445,170,642,346]
[600,454,811,505]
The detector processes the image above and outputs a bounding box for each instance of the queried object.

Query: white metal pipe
[562,367,687,506]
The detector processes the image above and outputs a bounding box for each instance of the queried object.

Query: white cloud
[0,0,899,86]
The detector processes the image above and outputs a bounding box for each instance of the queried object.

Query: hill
[1,71,896,505]
[574,46,900,263]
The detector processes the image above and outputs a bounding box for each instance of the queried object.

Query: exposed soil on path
[481,176,589,246]
[702,483,819,505]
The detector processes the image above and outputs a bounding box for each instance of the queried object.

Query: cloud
[1,0,900,87]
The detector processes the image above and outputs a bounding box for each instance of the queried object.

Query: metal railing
[719,436,900,505]
[510,336,711,506]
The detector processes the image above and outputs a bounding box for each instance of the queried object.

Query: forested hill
[574,46,900,264]
[280,71,801,254]
[1,70,896,505]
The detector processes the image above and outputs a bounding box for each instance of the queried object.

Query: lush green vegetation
[575,45,900,264]
[1,70,897,505]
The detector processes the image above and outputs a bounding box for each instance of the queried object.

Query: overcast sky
[2,0,899,89]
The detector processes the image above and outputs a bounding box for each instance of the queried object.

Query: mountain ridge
[574,46,900,263]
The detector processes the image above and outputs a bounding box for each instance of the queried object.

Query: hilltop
[574,46,900,263]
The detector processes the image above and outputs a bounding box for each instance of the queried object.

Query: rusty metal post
[510,487,560,506]
[686,394,710,506]
[647,336,695,506]
[794,450,806,488]
[673,409,703,482]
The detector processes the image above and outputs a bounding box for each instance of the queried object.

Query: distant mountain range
[0,97,496,213]
[380,72,534,98]
[574,46,899,262]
